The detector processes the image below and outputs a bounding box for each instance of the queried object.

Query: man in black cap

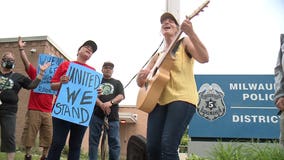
[102,61,114,69]
[79,40,97,53]
[89,61,125,160]
[47,40,98,160]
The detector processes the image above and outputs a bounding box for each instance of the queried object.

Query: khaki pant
[21,110,52,147]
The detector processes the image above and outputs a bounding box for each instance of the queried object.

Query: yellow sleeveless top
[158,43,198,106]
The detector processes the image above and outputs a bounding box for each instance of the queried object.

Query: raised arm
[18,36,31,70]
[26,62,51,89]
[181,17,209,63]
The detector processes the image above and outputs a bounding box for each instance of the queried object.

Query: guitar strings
[123,39,164,89]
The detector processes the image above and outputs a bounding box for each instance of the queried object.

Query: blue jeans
[89,115,120,160]
[47,117,87,160]
[147,101,196,160]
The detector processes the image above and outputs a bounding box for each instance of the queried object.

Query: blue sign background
[34,54,64,94]
[189,75,279,139]
[52,63,102,126]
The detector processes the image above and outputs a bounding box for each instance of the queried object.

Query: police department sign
[197,83,226,121]
[189,75,279,139]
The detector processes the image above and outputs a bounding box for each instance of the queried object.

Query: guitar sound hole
[152,67,158,77]
[144,82,148,89]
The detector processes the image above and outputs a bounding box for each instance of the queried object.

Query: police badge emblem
[197,83,226,121]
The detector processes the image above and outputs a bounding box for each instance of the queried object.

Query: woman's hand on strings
[136,69,150,87]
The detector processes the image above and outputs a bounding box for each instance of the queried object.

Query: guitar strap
[124,40,164,89]
[171,37,192,59]
[100,116,109,160]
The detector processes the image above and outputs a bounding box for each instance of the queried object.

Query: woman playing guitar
[136,11,209,160]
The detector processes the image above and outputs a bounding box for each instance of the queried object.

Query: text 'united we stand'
[52,62,103,126]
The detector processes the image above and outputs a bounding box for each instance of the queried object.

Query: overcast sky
[1,0,284,105]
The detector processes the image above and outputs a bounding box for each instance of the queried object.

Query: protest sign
[52,62,102,126]
[34,54,64,94]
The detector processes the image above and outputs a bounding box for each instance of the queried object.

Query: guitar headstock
[187,0,210,20]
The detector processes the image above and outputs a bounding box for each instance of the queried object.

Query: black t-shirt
[0,71,33,113]
[93,77,124,121]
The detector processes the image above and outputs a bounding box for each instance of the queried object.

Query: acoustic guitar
[136,0,210,113]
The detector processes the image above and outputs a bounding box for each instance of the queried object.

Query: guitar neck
[154,0,210,68]
[170,0,210,51]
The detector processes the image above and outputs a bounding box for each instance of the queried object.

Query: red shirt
[51,61,95,95]
[26,64,54,112]
[51,61,95,83]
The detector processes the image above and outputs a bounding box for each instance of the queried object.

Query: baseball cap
[79,40,97,53]
[160,12,179,25]
[102,61,114,69]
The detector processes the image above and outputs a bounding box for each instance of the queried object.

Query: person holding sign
[0,51,50,160]
[18,36,56,160]
[47,40,98,160]
[136,12,209,160]
[88,61,125,160]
